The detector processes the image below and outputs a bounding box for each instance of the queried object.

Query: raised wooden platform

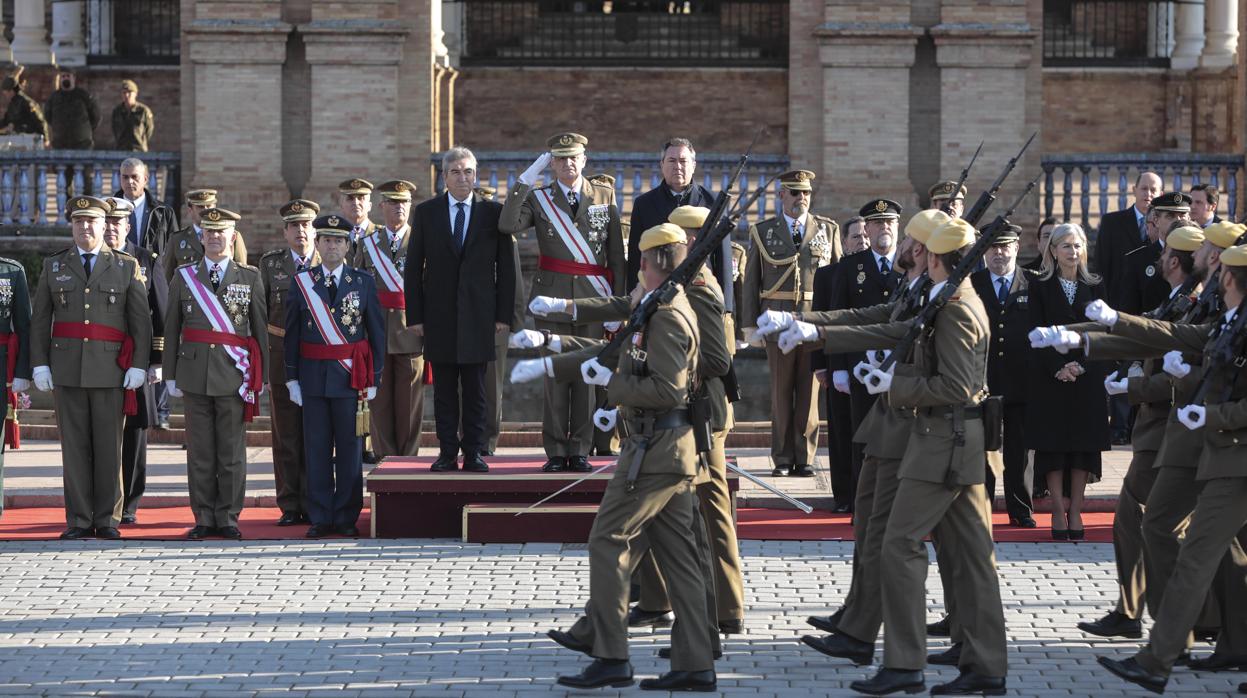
[463,503,599,544]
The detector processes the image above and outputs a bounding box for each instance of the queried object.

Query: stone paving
[0,538,1239,697]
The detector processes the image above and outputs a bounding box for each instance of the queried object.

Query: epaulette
[112,248,137,259]
[588,174,616,189]
[0,255,21,269]
[236,262,260,274]
[732,242,746,253]
[260,249,284,259]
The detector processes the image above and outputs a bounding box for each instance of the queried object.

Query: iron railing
[0,150,180,226]
[1041,153,1242,232]
[431,151,791,222]
[452,0,788,67]
[86,0,180,65]
[1043,0,1172,67]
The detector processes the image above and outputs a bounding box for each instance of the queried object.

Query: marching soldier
[260,199,321,526]
[739,169,842,477]
[500,132,626,472]
[0,255,32,519]
[31,195,152,540]
[337,177,380,253]
[103,197,168,524]
[352,179,426,459]
[284,214,385,539]
[163,189,248,281]
[164,207,267,541]
[927,180,966,218]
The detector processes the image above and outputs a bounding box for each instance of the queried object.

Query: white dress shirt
[871,249,896,274]
[448,192,473,238]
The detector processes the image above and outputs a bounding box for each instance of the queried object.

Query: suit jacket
[31,246,152,387]
[124,242,167,428]
[740,214,842,327]
[259,247,320,385]
[162,225,249,282]
[352,224,424,355]
[627,183,715,293]
[405,193,515,365]
[113,189,178,258]
[1094,206,1145,300]
[970,267,1034,404]
[825,247,903,372]
[283,265,386,399]
[164,260,268,397]
[809,261,838,372]
[0,256,32,383]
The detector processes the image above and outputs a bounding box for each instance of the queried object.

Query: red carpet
[1,506,1112,543]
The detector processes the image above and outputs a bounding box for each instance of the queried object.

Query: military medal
[339,291,362,333]
[0,279,11,309]
[224,283,251,326]
[857,271,866,284]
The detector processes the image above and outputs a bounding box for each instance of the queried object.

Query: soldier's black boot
[1078,611,1143,639]
[849,668,925,695]
[556,659,633,689]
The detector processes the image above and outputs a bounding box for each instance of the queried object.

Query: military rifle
[961,133,1036,227]
[1185,294,1247,408]
[940,141,982,216]
[1109,274,1202,381]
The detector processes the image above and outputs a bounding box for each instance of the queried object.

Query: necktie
[453,202,466,253]
[1138,216,1147,243]
[210,264,221,291]
[879,257,890,275]
[567,190,579,216]
[327,273,338,303]
[127,211,139,247]
[997,277,1009,305]
[82,252,94,276]
[792,223,803,247]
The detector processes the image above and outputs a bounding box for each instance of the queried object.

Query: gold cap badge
[875,200,888,213]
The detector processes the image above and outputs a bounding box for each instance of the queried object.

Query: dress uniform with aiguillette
[0,255,32,518]
[286,215,385,536]
[164,207,267,540]
[260,199,321,526]
[163,189,249,281]
[739,170,842,476]
[352,180,427,459]
[31,196,152,539]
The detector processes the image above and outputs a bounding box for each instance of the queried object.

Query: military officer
[163,189,248,281]
[739,169,842,476]
[337,177,380,253]
[164,207,267,541]
[500,132,626,472]
[103,197,167,524]
[928,180,967,218]
[285,214,385,539]
[0,255,32,518]
[512,223,718,692]
[31,195,152,540]
[1114,191,1190,317]
[260,199,321,526]
[351,179,426,460]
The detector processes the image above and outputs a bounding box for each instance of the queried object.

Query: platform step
[462,503,599,544]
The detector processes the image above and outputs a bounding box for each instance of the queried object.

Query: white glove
[32,366,52,392]
[122,367,146,390]
[865,366,894,395]
[742,327,764,349]
[10,377,30,393]
[1085,299,1119,327]
[778,321,820,355]
[364,386,377,401]
[1028,325,1065,348]
[528,295,568,317]
[852,361,873,385]
[285,380,301,406]
[603,320,622,334]
[593,408,618,432]
[510,358,551,384]
[755,309,794,336]
[735,340,750,351]
[518,152,552,186]
[148,365,163,383]
[831,370,850,394]
[166,379,183,398]
[867,349,891,369]
[1162,351,1191,379]
[1103,374,1128,396]
[580,358,612,386]
[1127,362,1144,378]
[1052,329,1083,355]
[1177,404,1206,430]
[509,329,546,349]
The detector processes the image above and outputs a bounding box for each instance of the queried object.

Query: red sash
[183,328,265,422]
[51,321,137,416]
[2,331,17,448]
[377,290,406,310]
[538,255,614,285]
[300,340,374,391]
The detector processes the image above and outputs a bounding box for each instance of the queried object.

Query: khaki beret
[104,197,134,219]
[903,209,950,246]
[280,199,320,223]
[927,218,977,254]
[1220,244,1247,267]
[339,178,374,195]
[200,207,241,230]
[186,189,218,207]
[1152,192,1192,212]
[1204,221,1246,249]
[67,195,109,219]
[547,132,588,157]
[778,170,816,192]
[669,205,710,231]
[377,179,417,202]
[1166,226,1205,253]
[638,223,687,252]
[313,214,351,238]
[120,79,138,93]
[929,180,967,201]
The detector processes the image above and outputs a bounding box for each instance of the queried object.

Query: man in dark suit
[115,157,178,258]
[970,225,1035,528]
[826,200,902,494]
[1188,184,1221,229]
[626,138,715,293]
[406,148,516,473]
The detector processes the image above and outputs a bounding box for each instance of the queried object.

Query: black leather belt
[651,408,692,431]
[922,405,983,419]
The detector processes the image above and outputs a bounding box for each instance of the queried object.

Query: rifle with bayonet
[941,141,982,216]
[1185,294,1247,408]
[961,133,1036,227]
[1108,274,1203,381]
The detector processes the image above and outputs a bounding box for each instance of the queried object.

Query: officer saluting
[0,254,32,519]
[163,189,248,281]
[739,169,842,477]
[285,214,385,539]
[260,199,321,526]
[31,195,152,540]
[164,207,267,541]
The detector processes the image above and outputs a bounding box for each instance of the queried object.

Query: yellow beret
[903,209,950,246]
[200,207,241,230]
[927,218,977,254]
[547,132,588,157]
[638,223,687,252]
[669,205,710,230]
[1165,225,1205,253]
[1220,244,1247,267]
[1204,221,1246,250]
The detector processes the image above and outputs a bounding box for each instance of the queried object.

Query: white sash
[533,188,612,298]
[362,232,404,294]
[178,265,254,404]
[294,271,353,375]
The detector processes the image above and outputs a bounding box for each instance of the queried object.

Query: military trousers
[983,402,1031,520]
[1112,449,1159,620]
[636,430,745,623]
[121,422,147,519]
[763,342,818,466]
[880,478,1006,677]
[838,453,878,614]
[483,330,507,453]
[370,353,425,457]
[301,395,364,528]
[182,392,247,528]
[567,470,718,671]
[53,386,124,529]
[534,318,598,458]
[269,381,307,516]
